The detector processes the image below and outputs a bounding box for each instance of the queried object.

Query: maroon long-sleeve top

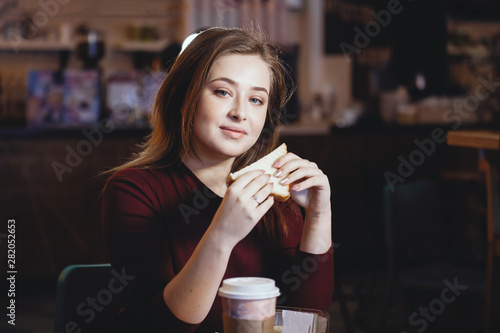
[101,161,334,332]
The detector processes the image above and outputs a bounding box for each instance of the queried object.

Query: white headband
[180,33,200,54]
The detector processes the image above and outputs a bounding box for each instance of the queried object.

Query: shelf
[0,38,175,53]
[113,39,170,53]
[0,40,74,52]
[279,123,332,136]
[0,39,173,53]
[0,126,150,140]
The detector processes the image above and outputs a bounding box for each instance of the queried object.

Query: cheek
[250,110,268,137]
[194,98,214,119]
[195,97,221,124]
[258,108,268,127]
[192,109,210,138]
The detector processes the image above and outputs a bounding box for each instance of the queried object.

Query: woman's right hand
[162,170,273,324]
[209,170,274,249]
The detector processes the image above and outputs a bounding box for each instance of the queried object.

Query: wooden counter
[447,130,500,333]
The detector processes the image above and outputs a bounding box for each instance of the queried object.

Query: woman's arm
[272,155,333,254]
[300,207,332,254]
[161,223,232,324]
[271,201,334,312]
[162,169,275,324]
[103,168,276,329]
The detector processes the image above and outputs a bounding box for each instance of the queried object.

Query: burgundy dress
[101,161,334,332]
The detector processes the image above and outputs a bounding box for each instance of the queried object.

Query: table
[447,130,500,333]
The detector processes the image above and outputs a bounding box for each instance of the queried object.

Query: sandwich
[228,143,290,201]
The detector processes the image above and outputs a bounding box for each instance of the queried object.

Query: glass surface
[274,306,330,333]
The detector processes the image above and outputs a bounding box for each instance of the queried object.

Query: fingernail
[292,185,300,191]
[273,161,279,168]
[274,169,283,177]
[279,177,289,185]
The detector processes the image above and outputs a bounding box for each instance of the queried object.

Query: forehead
[207,54,271,89]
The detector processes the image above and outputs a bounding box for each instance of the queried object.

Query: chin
[220,139,257,157]
[221,145,251,158]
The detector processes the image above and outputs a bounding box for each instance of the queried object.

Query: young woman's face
[192,54,271,161]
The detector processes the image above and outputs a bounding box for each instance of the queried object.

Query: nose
[228,96,247,121]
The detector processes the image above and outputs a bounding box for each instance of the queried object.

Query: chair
[54,264,122,333]
[381,180,486,332]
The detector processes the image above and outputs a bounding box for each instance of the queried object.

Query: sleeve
[272,202,335,312]
[278,245,334,311]
[101,170,200,333]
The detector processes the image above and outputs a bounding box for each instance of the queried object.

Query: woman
[102,27,334,332]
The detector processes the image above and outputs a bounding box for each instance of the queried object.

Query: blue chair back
[54,264,123,333]
[384,179,447,269]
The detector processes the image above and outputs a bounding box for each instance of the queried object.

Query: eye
[250,97,264,105]
[214,89,230,97]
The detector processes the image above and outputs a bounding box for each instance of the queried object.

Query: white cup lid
[218,277,280,300]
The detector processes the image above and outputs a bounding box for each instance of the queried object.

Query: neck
[182,151,235,198]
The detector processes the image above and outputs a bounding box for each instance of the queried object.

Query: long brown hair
[105,27,295,235]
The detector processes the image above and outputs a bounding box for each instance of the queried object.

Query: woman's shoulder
[104,164,196,211]
[106,163,203,202]
[105,164,190,196]
[110,167,157,181]
[109,164,183,184]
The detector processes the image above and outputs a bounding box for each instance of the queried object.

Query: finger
[229,169,265,190]
[273,153,319,186]
[274,159,319,181]
[272,152,300,169]
[252,182,274,205]
[254,195,274,215]
[278,166,323,186]
[290,175,330,192]
[243,173,272,196]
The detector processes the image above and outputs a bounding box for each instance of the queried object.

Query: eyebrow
[209,77,269,95]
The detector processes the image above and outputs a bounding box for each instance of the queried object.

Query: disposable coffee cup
[218,277,280,333]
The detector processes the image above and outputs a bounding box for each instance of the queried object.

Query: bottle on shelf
[75,25,105,70]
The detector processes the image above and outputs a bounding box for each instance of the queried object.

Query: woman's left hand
[273,153,331,217]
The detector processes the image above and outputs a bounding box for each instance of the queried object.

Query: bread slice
[228,143,290,201]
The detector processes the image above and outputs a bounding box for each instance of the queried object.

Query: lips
[220,126,247,139]
[220,126,247,134]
